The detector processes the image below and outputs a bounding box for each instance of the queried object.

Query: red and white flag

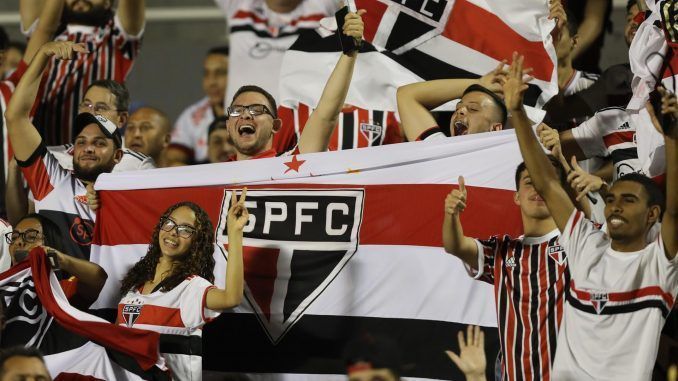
[90,131,524,380]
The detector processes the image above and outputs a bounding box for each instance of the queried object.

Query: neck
[610,236,648,252]
[521,215,558,238]
[557,59,574,91]
[265,0,299,13]
[212,103,225,118]
[154,256,178,281]
[235,141,273,161]
[154,149,170,168]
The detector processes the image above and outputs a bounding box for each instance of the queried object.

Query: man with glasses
[226,9,367,161]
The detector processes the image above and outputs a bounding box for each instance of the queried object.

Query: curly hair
[119,202,216,295]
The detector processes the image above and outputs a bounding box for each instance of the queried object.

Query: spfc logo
[360,122,384,145]
[216,188,365,344]
[590,291,608,314]
[547,244,567,266]
[122,304,143,327]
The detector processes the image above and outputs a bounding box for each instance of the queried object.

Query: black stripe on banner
[610,147,638,163]
[342,111,355,150]
[566,292,670,317]
[230,25,312,40]
[203,314,500,380]
[159,334,202,356]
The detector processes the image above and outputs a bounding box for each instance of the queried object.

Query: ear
[514,191,520,206]
[114,148,123,164]
[571,34,579,50]
[647,205,661,226]
[117,111,129,128]
[271,118,282,134]
[163,133,172,148]
[491,123,503,132]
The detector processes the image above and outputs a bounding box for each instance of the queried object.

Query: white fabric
[553,210,678,381]
[0,219,12,273]
[171,97,216,162]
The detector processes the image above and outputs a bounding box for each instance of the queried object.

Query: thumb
[458,176,466,193]
[570,155,582,171]
[445,351,463,368]
[356,9,367,16]
[86,182,94,193]
[73,43,90,54]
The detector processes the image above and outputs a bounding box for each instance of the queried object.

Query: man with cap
[397,63,509,141]
[5,40,122,260]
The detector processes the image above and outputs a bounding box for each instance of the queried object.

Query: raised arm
[504,53,575,231]
[656,88,678,259]
[397,63,506,141]
[206,189,247,311]
[5,42,88,162]
[19,0,44,35]
[298,10,365,154]
[46,246,108,307]
[23,0,65,63]
[442,177,480,269]
[117,0,146,37]
[570,0,608,62]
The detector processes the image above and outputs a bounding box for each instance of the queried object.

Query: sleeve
[5,60,29,87]
[570,114,610,158]
[180,277,220,329]
[382,112,404,145]
[113,14,144,41]
[16,143,69,202]
[417,126,446,141]
[463,237,498,285]
[112,15,143,64]
[274,105,300,154]
[557,209,592,268]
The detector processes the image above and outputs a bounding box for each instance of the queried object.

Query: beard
[62,0,113,26]
[73,158,116,182]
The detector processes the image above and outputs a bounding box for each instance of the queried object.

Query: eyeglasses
[159,217,196,239]
[78,102,120,114]
[5,229,43,244]
[227,104,273,118]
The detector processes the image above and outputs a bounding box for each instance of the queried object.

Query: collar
[66,24,96,35]
[231,148,278,161]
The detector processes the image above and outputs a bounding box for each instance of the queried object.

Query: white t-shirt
[0,219,12,273]
[48,144,156,172]
[171,97,215,162]
[117,276,219,381]
[215,0,338,103]
[553,210,678,381]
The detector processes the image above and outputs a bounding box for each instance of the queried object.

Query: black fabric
[15,143,48,168]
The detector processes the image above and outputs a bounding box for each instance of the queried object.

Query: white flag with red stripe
[91,131,525,380]
[279,0,557,114]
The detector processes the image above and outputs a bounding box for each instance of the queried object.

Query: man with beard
[5,40,122,260]
[19,0,145,146]
[397,64,508,142]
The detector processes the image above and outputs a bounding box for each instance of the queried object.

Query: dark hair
[627,0,638,12]
[208,115,229,139]
[614,173,665,217]
[86,80,130,112]
[207,46,229,57]
[119,202,216,295]
[514,155,567,190]
[16,213,67,253]
[0,346,46,376]
[343,333,402,379]
[0,27,8,51]
[463,84,508,126]
[231,85,278,118]
[565,9,579,36]
[8,41,27,54]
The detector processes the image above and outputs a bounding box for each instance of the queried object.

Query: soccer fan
[6,40,121,260]
[505,52,678,381]
[124,107,172,168]
[0,346,51,381]
[214,0,338,102]
[396,64,508,142]
[116,194,247,379]
[0,41,25,80]
[445,326,487,381]
[167,46,229,166]
[226,9,366,161]
[344,334,403,381]
[5,213,107,308]
[565,0,610,74]
[19,0,145,145]
[205,116,234,164]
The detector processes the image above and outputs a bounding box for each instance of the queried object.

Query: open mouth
[163,238,178,248]
[607,215,627,228]
[238,124,256,137]
[453,121,468,136]
[530,195,544,202]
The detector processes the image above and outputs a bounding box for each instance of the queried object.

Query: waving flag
[0,250,168,380]
[279,0,557,113]
[89,131,524,380]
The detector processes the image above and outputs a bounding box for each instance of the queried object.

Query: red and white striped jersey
[30,15,143,145]
[16,144,95,260]
[215,0,338,102]
[553,210,678,381]
[571,107,639,180]
[277,103,403,152]
[171,97,216,162]
[117,275,219,381]
[467,230,568,381]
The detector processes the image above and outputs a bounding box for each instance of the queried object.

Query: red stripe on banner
[602,131,635,149]
[355,0,388,44]
[94,184,522,247]
[442,0,552,81]
[28,249,163,371]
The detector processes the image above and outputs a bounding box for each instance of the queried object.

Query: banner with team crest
[90,132,525,380]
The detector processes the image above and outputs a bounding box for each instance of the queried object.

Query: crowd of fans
[0,0,676,380]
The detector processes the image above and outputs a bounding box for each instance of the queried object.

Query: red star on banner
[284,155,306,174]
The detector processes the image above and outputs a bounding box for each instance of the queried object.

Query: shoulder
[177,98,212,125]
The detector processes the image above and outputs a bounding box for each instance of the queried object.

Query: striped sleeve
[571,113,611,158]
[16,144,69,202]
[464,237,498,284]
[180,277,220,329]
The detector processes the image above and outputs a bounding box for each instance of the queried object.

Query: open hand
[445,176,468,216]
[41,41,89,61]
[548,0,567,31]
[479,61,508,97]
[227,188,249,232]
[344,9,367,46]
[445,325,487,380]
[502,52,533,112]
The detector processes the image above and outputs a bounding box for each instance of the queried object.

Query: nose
[456,105,467,116]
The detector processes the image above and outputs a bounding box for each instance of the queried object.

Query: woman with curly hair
[116,190,248,381]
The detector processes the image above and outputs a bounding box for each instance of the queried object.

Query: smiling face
[450,91,503,136]
[514,169,552,220]
[226,91,280,158]
[604,180,660,243]
[158,206,197,259]
[72,124,121,182]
